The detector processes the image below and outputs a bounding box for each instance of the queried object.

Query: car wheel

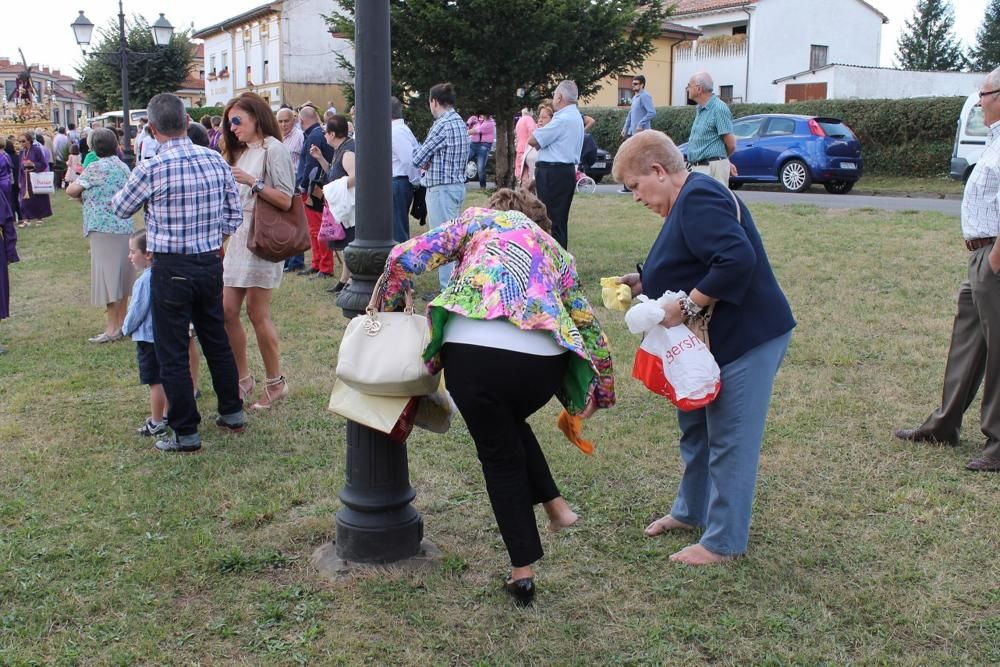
[729,181,743,190]
[465,160,478,182]
[779,160,812,193]
[591,175,603,184]
[823,180,854,194]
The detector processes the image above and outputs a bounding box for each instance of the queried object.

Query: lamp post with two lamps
[71,3,174,166]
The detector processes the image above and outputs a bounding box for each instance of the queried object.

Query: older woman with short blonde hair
[613,130,795,566]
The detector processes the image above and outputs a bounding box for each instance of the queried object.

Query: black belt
[392,175,410,180]
[535,161,575,167]
[966,237,996,251]
[690,157,727,166]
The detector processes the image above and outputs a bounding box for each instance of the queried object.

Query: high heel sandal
[238,375,256,402]
[251,375,288,410]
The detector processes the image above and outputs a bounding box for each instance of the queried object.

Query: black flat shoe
[504,577,534,607]
[326,281,347,293]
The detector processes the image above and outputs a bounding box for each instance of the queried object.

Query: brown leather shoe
[965,456,1000,471]
[893,428,958,446]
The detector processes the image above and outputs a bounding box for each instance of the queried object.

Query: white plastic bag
[626,292,721,411]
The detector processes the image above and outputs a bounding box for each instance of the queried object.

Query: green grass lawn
[1,191,998,665]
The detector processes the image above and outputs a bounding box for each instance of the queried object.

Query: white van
[950,93,986,182]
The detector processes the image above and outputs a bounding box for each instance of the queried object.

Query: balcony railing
[674,35,747,62]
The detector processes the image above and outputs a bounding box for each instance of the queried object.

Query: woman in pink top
[514,107,537,182]
[466,114,496,189]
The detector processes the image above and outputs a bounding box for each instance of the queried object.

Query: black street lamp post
[71,3,174,167]
[325,0,428,568]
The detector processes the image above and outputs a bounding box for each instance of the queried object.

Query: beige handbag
[335,273,441,397]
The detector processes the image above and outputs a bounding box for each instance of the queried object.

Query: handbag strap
[366,271,414,315]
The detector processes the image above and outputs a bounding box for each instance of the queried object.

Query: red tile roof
[669,0,757,14]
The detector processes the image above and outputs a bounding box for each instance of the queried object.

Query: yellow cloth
[600,276,632,311]
[557,409,595,456]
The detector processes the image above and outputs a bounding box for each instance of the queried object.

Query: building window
[719,85,734,103]
[4,80,15,99]
[210,55,216,74]
[732,24,747,35]
[221,50,228,70]
[810,44,828,70]
[617,75,636,106]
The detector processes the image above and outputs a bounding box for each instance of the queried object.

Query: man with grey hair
[390,96,421,242]
[685,71,737,187]
[895,67,1000,472]
[112,93,245,453]
[527,80,584,249]
[277,107,306,272]
[296,104,335,277]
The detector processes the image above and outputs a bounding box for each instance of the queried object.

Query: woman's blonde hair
[487,188,552,234]
[611,130,686,184]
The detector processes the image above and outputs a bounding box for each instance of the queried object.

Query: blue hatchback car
[679,114,864,194]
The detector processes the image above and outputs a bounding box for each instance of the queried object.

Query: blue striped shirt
[122,269,154,343]
[111,136,242,254]
[687,95,734,163]
[412,110,470,187]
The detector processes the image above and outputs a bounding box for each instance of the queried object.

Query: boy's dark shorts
[136,341,161,385]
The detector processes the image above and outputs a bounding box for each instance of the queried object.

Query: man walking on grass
[618,75,656,194]
[894,66,1000,472]
[112,93,245,453]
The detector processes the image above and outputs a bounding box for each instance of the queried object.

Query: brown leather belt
[966,237,997,251]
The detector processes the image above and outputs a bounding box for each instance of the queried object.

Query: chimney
[53,69,61,77]
[0,58,9,66]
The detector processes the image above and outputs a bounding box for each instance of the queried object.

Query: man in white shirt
[390,96,421,242]
[139,125,159,161]
[277,106,306,272]
[895,66,1000,472]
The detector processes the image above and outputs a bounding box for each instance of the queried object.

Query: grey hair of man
[146,93,187,136]
[390,96,404,120]
[555,80,579,104]
[691,72,714,93]
[986,66,1000,91]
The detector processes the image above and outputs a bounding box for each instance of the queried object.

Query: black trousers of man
[534,162,576,249]
[151,252,242,440]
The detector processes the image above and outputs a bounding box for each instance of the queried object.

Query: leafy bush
[187,106,225,122]
[582,96,966,177]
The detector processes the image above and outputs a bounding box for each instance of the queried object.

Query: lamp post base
[311,539,441,577]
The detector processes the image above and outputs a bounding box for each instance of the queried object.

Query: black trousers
[442,343,569,567]
[534,162,576,249]
[151,252,242,436]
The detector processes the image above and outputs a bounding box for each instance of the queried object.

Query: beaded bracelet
[679,295,706,323]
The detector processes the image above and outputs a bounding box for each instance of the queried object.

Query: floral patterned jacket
[382,207,615,414]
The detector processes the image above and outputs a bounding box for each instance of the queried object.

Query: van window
[966,106,987,137]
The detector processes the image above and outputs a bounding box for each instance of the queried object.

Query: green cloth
[82,151,98,168]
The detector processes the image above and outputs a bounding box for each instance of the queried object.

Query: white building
[773,63,986,101]
[668,0,888,105]
[193,0,353,111]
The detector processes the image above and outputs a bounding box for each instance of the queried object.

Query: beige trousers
[691,158,731,187]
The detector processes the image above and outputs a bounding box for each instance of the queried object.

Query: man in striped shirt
[895,67,1000,472]
[112,93,245,453]
[412,82,470,290]
[685,72,737,187]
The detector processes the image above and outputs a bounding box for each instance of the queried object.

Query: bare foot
[644,514,694,537]
[543,497,579,533]
[668,543,735,566]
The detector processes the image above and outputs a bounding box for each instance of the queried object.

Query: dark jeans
[151,252,242,438]
[534,162,575,249]
[470,141,491,188]
[392,176,413,243]
[284,253,305,271]
[442,343,569,567]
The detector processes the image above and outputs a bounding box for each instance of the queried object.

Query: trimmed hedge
[582,96,966,177]
[187,106,224,122]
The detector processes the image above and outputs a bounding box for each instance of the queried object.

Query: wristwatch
[251,179,265,194]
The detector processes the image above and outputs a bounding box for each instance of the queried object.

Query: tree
[895,0,967,71]
[327,0,669,188]
[969,0,1000,71]
[77,15,194,113]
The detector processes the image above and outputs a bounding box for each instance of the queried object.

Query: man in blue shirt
[528,80,584,249]
[686,72,737,187]
[619,75,656,193]
[412,82,470,290]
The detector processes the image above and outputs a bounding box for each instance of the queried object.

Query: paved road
[591,182,961,215]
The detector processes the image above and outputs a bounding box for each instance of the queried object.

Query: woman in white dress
[221,92,296,410]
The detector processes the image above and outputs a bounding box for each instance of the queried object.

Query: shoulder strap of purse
[258,140,269,186]
[729,188,743,226]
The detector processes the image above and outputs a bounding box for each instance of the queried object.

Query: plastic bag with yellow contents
[600,276,633,311]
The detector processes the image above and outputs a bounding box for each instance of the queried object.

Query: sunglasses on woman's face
[229,116,243,126]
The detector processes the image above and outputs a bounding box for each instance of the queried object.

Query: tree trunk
[494,114,517,190]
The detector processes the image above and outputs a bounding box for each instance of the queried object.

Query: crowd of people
[4,64,998,609]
